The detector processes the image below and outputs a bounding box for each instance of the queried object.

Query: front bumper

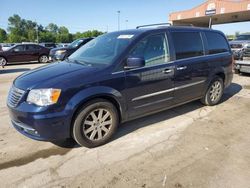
[8,103,72,141]
[49,53,66,62]
[234,63,250,74]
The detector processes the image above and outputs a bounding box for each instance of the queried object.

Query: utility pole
[125,20,128,29]
[117,11,121,31]
[36,24,39,43]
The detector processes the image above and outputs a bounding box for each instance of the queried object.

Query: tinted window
[26,45,37,51]
[171,32,204,60]
[129,34,170,66]
[236,35,250,41]
[205,32,229,54]
[13,45,25,52]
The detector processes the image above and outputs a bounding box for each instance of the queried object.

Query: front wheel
[0,57,7,67]
[38,55,48,63]
[72,99,119,148]
[201,77,224,106]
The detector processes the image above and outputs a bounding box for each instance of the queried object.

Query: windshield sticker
[117,35,134,39]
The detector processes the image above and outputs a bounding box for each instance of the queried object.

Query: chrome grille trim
[8,86,25,108]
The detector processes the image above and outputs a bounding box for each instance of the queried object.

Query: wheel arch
[66,87,126,137]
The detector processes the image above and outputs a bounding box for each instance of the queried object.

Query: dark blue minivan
[7,25,233,147]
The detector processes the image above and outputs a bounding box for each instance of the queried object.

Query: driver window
[13,45,25,52]
[129,33,170,67]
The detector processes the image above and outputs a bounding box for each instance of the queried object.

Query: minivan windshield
[69,32,135,65]
[235,35,250,41]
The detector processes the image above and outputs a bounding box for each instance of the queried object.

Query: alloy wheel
[40,55,48,63]
[82,108,112,141]
[0,57,7,67]
[209,81,222,102]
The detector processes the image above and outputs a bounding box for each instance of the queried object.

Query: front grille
[8,86,25,107]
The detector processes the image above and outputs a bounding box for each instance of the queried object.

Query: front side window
[171,32,204,60]
[13,45,25,52]
[205,32,229,54]
[129,33,170,66]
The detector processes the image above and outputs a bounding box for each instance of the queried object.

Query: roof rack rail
[136,23,172,29]
[173,23,194,27]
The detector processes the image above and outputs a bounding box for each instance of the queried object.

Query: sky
[0,0,249,35]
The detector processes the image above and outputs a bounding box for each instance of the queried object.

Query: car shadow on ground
[0,68,31,74]
[51,82,242,149]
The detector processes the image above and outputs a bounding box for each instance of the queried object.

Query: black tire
[201,76,224,106]
[72,99,119,148]
[38,55,48,63]
[0,57,7,67]
[234,69,240,74]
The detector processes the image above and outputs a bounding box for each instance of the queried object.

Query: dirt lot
[0,63,250,188]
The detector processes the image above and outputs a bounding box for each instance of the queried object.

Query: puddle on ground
[0,147,71,170]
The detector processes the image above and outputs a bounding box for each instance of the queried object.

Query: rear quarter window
[205,32,229,54]
[171,32,204,60]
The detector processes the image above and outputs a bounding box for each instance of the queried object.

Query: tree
[0,28,7,42]
[46,23,58,34]
[4,14,104,43]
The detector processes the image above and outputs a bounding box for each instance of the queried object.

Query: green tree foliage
[0,28,7,42]
[4,14,104,43]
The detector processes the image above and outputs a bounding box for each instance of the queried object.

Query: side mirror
[124,57,145,70]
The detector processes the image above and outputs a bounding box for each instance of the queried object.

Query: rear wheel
[72,99,119,148]
[201,76,224,106]
[0,57,7,67]
[38,55,48,63]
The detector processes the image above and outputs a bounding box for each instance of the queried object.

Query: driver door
[8,45,27,62]
[124,33,175,119]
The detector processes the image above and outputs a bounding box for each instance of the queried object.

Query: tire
[72,99,119,148]
[201,76,224,106]
[234,69,240,74]
[38,55,48,63]
[0,57,7,67]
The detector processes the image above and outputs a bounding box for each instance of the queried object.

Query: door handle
[162,69,173,74]
[177,66,187,71]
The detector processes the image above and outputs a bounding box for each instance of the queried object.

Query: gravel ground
[0,63,250,188]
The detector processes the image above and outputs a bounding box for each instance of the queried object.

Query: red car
[0,44,50,67]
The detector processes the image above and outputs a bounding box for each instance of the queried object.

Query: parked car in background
[7,25,233,147]
[39,42,57,49]
[0,44,50,66]
[49,38,93,62]
[56,43,69,48]
[230,34,250,60]
[0,44,2,51]
[2,43,15,51]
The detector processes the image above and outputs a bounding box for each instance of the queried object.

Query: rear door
[169,30,210,104]
[124,33,175,118]
[26,45,40,61]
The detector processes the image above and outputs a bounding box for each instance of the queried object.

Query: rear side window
[171,32,204,60]
[205,32,229,54]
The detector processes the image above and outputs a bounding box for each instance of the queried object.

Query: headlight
[55,50,66,55]
[27,89,61,106]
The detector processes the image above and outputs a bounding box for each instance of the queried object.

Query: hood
[14,61,99,90]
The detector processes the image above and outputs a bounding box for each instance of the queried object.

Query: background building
[169,0,250,27]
